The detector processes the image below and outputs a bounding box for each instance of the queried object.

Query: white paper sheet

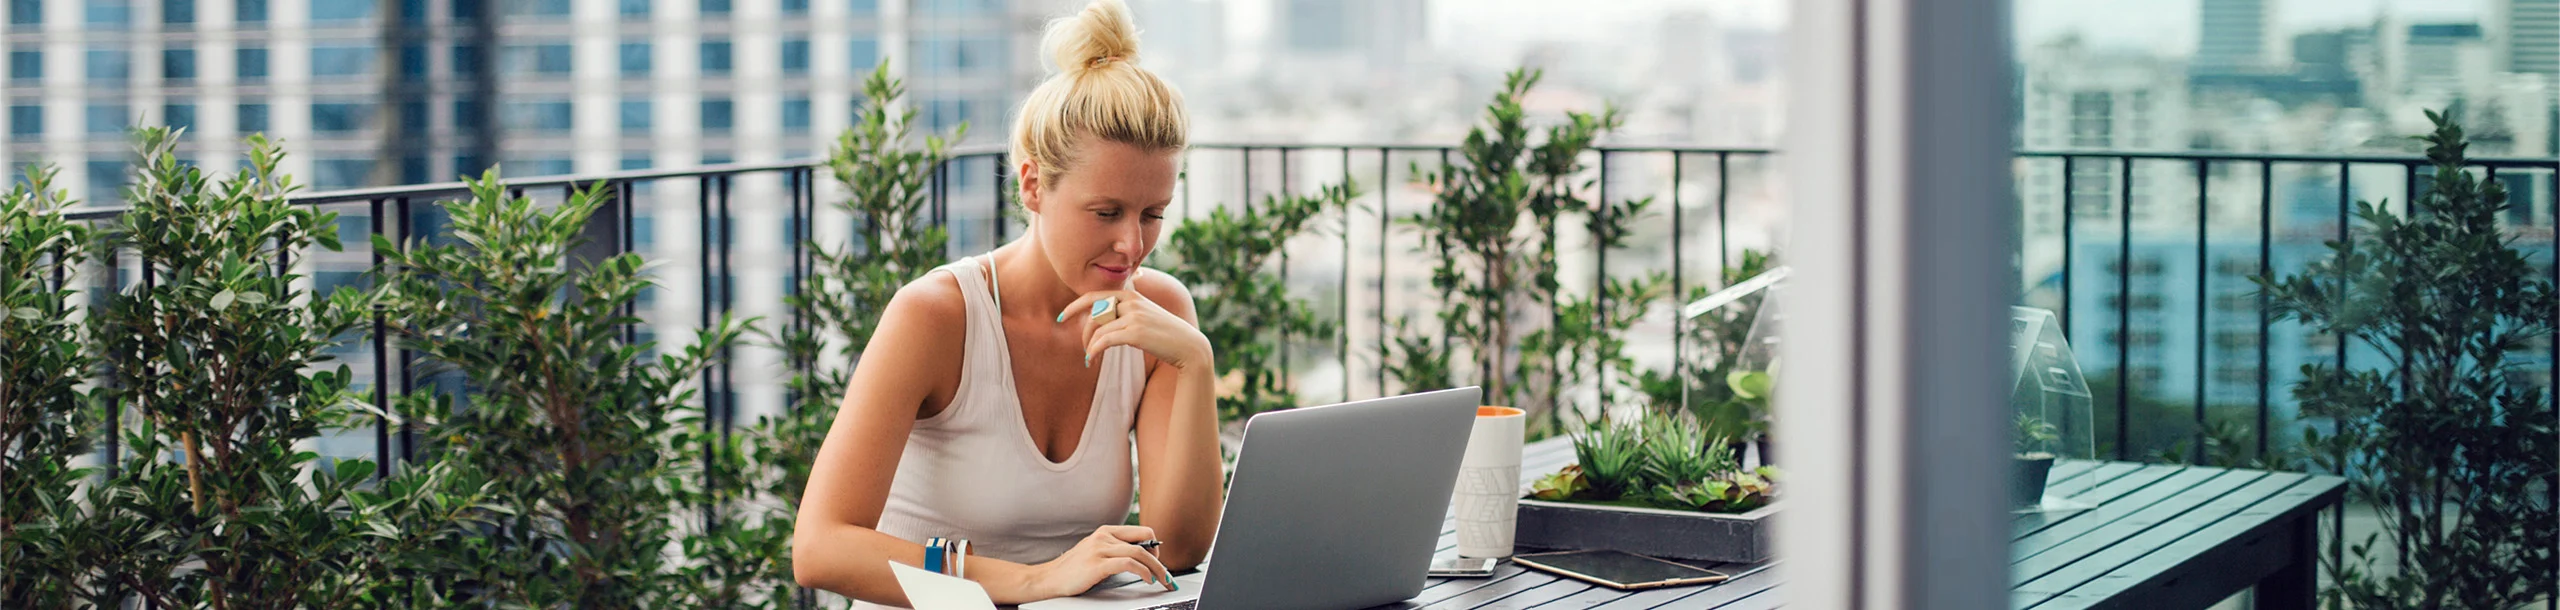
[889,560,999,610]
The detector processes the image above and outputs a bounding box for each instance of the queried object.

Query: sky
[2014,0,2486,56]
[1201,0,2483,63]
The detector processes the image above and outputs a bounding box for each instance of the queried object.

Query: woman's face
[1022,139,1180,294]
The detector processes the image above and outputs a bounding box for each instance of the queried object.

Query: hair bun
[1046,0,1140,75]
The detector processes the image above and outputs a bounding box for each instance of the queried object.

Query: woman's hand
[1025,525,1178,597]
[1056,289,1212,370]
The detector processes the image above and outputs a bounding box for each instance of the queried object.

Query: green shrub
[81,129,469,608]
[1383,67,1659,437]
[2258,110,2557,608]
[1159,181,1358,420]
[375,168,752,607]
[0,164,96,606]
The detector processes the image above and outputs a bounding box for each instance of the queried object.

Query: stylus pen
[1136,539,1162,554]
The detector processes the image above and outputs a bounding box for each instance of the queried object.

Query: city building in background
[3,0,1057,458]
[1,0,1047,203]
[2016,0,2560,458]
[2196,0,2276,69]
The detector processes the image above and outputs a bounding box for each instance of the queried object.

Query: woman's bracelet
[925,537,972,579]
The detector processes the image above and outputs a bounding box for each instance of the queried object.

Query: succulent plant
[1529,464,1589,501]
[1570,419,1648,500]
[1651,466,1781,513]
[1638,414,1734,491]
[1551,412,1784,514]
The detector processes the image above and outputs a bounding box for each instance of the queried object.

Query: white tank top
[859,255,1145,608]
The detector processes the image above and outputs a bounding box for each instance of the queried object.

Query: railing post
[1378,148,1392,396]
[1672,152,1687,413]
[573,180,627,279]
[372,197,392,480]
[2193,158,2209,465]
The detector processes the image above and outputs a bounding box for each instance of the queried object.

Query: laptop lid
[1193,386,1483,610]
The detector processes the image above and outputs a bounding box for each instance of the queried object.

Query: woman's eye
[1096,210,1121,219]
[1142,214,1165,222]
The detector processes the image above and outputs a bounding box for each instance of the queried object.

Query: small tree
[1383,67,1656,435]
[0,164,96,606]
[84,129,463,608]
[1158,181,1359,420]
[375,169,751,607]
[2257,110,2558,609]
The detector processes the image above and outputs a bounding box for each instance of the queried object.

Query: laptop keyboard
[1136,600,1199,610]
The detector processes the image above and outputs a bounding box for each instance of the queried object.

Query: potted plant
[1514,412,1781,563]
[2012,413,2059,509]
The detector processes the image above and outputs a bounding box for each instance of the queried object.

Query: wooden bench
[1389,437,2345,609]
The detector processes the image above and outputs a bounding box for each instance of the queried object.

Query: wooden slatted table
[1381,437,2345,610]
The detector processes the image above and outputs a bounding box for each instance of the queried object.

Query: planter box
[1513,498,1778,564]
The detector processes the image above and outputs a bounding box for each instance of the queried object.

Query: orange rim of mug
[1477,406,1524,418]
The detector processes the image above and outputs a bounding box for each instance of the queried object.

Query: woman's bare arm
[791,275,1059,605]
[1128,272,1224,572]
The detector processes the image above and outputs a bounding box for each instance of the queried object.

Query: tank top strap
[928,255,1016,425]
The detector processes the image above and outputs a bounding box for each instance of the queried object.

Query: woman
[791,0,1222,607]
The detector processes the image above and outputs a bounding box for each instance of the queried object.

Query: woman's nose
[1115,223,1142,254]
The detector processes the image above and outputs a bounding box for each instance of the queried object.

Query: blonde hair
[1010,0,1188,189]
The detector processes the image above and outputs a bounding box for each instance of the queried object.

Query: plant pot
[2011,453,2055,509]
[1513,498,1777,563]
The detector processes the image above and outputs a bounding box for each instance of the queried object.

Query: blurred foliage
[1158,181,1358,420]
[1382,67,1660,439]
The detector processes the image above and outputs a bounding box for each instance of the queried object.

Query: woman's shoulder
[887,266,970,322]
[1133,266,1196,320]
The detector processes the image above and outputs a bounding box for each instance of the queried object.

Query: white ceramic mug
[1452,406,1525,559]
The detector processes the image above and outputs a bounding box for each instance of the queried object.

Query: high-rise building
[2196,0,2275,69]
[1,0,1053,459]
[2018,40,2194,229]
[2498,0,2560,78]
[0,0,1044,205]
[1269,0,1426,83]
[2402,23,2493,95]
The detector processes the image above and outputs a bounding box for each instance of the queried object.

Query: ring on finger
[1089,296,1119,325]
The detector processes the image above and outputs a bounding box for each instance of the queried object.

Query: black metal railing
[50,143,1779,502]
[2017,149,2557,465]
[51,145,2556,526]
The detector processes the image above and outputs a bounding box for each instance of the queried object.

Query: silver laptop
[1022,387,1483,610]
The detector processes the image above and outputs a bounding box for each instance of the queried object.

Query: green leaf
[1727,370,1772,400]
[211,288,236,310]
[9,306,38,320]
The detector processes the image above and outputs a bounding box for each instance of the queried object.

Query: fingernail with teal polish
[1056,311,1068,323]
[1083,354,1091,367]
[1170,580,1180,592]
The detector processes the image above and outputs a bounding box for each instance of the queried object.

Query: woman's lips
[1095,264,1132,279]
